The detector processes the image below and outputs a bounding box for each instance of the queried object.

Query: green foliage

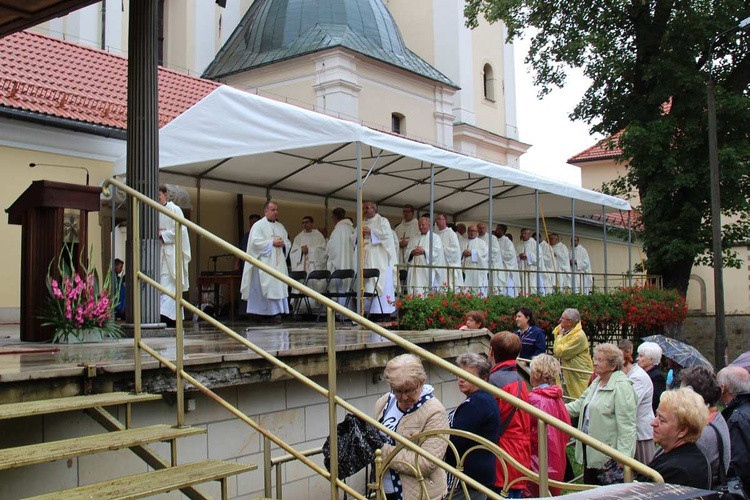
[464,0,750,293]
[396,288,687,337]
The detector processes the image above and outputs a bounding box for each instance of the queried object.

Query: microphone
[29,162,90,185]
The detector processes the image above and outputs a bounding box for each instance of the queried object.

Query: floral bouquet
[40,246,123,343]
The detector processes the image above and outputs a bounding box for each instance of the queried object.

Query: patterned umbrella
[731,351,750,371]
[641,334,713,369]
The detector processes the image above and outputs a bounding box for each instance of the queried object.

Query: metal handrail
[104,177,663,500]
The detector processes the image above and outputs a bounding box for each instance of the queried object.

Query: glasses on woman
[392,386,419,397]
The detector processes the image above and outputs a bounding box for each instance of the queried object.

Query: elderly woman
[445,353,501,500]
[636,387,711,489]
[618,339,655,465]
[375,354,449,500]
[680,366,730,488]
[514,307,547,360]
[637,341,666,414]
[552,308,593,399]
[566,343,636,485]
[527,354,571,497]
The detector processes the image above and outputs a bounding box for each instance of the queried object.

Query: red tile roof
[577,210,643,231]
[0,31,220,130]
[567,130,623,163]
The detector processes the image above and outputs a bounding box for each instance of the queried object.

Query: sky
[513,37,602,186]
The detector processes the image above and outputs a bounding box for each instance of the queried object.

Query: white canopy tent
[113,85,629,219]
[114,85,632,309]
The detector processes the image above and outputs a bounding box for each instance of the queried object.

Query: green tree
[464,0,750,294]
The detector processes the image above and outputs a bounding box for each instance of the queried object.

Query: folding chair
[321,269,356,321]
[302,269,331,317]
[361,268,383,316]
[287,270,307,319]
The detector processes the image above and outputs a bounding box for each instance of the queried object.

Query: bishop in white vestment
[158,186,191,323]
[360,201,396,315]
[461,225,488,294]
[405,216,445,294]
[241,201,291,318]
[434,214,463,289]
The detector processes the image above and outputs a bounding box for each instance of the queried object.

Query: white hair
[718,365,750,396]
[637,341,663,365]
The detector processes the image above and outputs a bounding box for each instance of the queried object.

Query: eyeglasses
[391,387,419,398]
[560,316,572,321]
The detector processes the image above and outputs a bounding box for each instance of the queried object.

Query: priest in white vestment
[395,204,420,269]
[538,236,556,294]
[290,215,327,310]
[517,228,539,294]
[550,233,572,289]
[360,201,396,315]
[571,236,593,293]
[405,216,445,293]
[158,185,191,325]
[434,213,464,290]
[326,208,355,304]
[456,223,468,248]
[461,225,488,294]
[478,222,502,294]
[241,201,291,319]
[496,224,519,297]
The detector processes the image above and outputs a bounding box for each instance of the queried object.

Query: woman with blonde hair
[375,354,449,499]
[527,354,570,497]
[636,387,711,489]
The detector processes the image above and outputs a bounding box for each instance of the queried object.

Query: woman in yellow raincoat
[553,308,593,399]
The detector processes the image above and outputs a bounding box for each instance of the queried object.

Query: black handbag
[710,423,750,500]
[323,413,385,480]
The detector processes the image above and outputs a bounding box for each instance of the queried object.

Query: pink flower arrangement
[40,246,122,342]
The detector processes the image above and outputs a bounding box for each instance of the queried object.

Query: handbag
[596,458,624,485]
[710,423,750,500]
[322,413,385,480]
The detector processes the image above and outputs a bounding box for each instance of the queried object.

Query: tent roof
[114,85,630,219]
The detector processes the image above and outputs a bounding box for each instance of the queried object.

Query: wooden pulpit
[6,180,102,342]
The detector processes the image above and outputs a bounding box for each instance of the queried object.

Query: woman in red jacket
[527,354,571,497]
[488,332,532,498]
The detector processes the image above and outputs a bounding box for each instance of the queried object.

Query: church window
[392,113,405,135]
[483,64,495,101]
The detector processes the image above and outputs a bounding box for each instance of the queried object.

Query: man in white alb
[405,216,445,293]
[571,236,593,293]
[434,213,463,290]
[496,224,519,297]
[478,222,501,294]
[360,201,397,315]
[241,200,291,321]
[158,184,191,326]
[549,233,571,289]
[517,228,538,294]
[456,223,468,247]
[290,216,327,275]
[326,208,355,305]
[461,225,488,294]
[538,234,555,294]
[394,204,420,267]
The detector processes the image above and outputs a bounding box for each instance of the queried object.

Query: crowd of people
[369,309,750,499]
[232,200,595,321]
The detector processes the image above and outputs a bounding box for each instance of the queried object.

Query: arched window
[392,113,405,135]
[483,64,495,101]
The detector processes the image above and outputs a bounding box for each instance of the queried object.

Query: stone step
[25,459,257,499]
[0,424,205,470]
[0,392,161,420]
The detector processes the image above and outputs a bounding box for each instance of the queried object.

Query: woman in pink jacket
[526,354,571,497]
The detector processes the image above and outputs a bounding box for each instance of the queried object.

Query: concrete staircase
[0,392,256,499]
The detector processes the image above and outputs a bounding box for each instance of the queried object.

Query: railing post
[538,420,549,496]
[264,435,273,498]
[175,220,185,427]
[327,306,339,500]
[133,200,142,394]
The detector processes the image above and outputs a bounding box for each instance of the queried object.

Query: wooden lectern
[6,180,102,342]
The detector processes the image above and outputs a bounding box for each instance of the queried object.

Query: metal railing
[105,177,663,499]
[395,262,659,297]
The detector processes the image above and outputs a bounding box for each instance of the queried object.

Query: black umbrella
[641,335,713,369]
[731,351,750,372]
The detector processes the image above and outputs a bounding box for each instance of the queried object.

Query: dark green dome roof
[203,0,457,87]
